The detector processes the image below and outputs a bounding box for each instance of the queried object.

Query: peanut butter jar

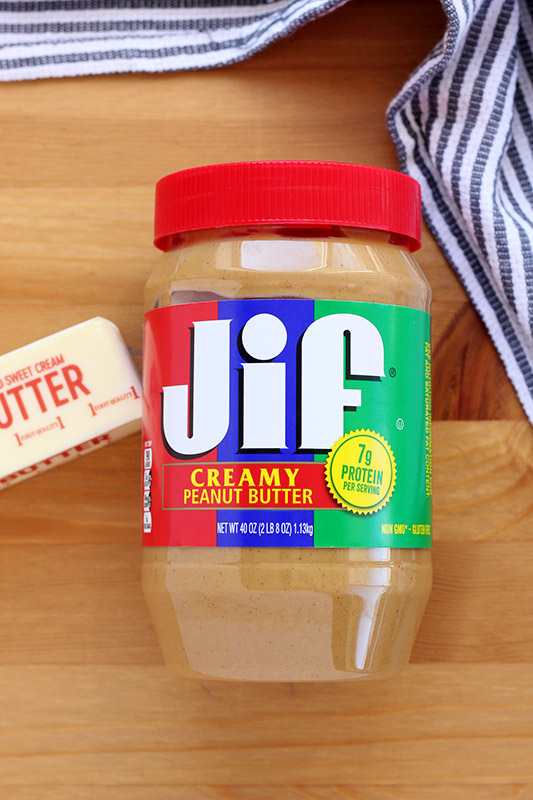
[142,161,432,681]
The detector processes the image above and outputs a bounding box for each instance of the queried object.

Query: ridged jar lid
[154,161,421,251]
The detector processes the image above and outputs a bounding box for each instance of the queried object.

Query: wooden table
[1,0,532,797]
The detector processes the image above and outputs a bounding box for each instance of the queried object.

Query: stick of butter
[0,317,142,490]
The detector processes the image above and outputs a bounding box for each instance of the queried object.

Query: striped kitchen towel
[389,0,533,424]
[1,0,533,423]
[0,0,350,79]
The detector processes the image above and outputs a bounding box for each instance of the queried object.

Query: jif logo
[161,313,384,458]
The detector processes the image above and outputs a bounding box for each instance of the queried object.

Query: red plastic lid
[154,161,421,252]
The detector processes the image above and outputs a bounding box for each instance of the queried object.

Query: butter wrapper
[0,317,141,489]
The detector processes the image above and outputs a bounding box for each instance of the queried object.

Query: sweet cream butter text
[0,317,142,491]
[0,364,90,429]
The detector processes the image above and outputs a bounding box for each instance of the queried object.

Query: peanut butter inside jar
[142,162,432,681]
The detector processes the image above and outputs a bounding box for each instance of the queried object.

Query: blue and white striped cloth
[2,0,533,423]
[389,0,533,424]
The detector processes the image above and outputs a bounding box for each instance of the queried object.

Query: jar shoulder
[145,238,431,313]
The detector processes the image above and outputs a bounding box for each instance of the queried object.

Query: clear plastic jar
[142,162,432,681]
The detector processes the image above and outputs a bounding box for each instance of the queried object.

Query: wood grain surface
[1,0,532,797]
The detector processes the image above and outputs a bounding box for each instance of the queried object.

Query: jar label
[142,299,432,547]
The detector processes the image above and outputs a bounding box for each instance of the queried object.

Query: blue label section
[217,298,314,463]
[216,509,314,547]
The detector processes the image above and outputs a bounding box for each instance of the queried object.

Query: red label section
[162,462,337,510]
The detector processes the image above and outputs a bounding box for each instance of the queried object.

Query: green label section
[314,300,431,548]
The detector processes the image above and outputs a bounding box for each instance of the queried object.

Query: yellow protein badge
[325,429,397,515]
